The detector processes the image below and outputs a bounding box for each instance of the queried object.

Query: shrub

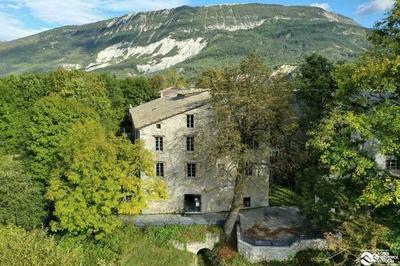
[0,154,46,229]
[145,225,222,244]
[0,225,82,266]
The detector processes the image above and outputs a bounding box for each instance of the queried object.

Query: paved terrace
[123,207,308,230]
[122,212,227,227]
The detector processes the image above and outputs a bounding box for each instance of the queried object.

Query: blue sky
[0,0,394,41]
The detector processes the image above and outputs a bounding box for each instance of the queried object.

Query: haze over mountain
[0,3,369,77]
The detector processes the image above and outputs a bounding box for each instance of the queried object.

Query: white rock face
[206,19,266,32]
[323,11,340,22]
[61,63,81,70]
[86,36,207,72]
[272,65,298,77]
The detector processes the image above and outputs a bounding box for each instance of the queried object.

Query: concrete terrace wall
[237,226,326,263]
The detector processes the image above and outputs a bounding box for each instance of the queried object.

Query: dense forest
[0,2,399,266]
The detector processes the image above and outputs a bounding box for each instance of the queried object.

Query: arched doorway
[197,248,216,266]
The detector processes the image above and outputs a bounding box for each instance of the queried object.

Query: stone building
[129,88,269,214]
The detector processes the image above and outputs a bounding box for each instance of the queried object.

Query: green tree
[46,121,166,238]
[0,154,46,229]
[198,53,297,238]
[301,2,400,259]
[119,76,158,107]
[369,0,400,56]
[28,95,99,182]
[0,73,51,152]
[0,225,82,265]
[159,69,188,89]
[324,214,389,264]
[295,54,337,130]
[49,69,117,128]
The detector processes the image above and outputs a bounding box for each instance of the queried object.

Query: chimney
[160,87,179,98]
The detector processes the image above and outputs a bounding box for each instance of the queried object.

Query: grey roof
[129,88,210,129]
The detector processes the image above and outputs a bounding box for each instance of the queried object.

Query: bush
[59,230,127,265]
[0,225,82,266]
[0,154,46,229]
[144,225,222,244]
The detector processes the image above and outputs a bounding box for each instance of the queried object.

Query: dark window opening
[386,158,400,170]
[186,136,194,151]
[217,163,225,175]
[123,195,132,202]
[245,137,260,149]
[155,136,163,151]
[243,197,251,208]
[156,162,164,177]
[245,164,253,176]
[156,124,161,129]
[187,114,194,128]
[271,149,279,158]
[184,194,201,212]
[187,163,196,178]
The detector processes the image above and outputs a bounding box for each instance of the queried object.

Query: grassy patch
[269,185,302,207]
[120,227,195,266]
[144,224,223,244]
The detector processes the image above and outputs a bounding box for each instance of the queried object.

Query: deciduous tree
[198,53,297,238]
[0,154,46,229]
[46,121,167,238]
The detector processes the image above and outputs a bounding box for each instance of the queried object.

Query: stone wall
[237,226,326,263]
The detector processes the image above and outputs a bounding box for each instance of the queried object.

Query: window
[186,136,194,151]
[187,114,194,128]
[187,163,196,178]
[217,164,225,175]
[386,158,400,170]
[155,136,163,151]
[245,165,253,176]
[243,197,251,208]
[271,149,279,158]
[245,137,259,149]
[156,162,164,177]
[156,124,161,129]
[123,195,132,202]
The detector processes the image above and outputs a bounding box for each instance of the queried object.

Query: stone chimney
[159,87,180,98]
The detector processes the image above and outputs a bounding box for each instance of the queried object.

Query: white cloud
[310,3,331,11]
[4,0,188,26]
[17,0,104,25]
[0,12,46,41]
[0,0,188,40]
[356,0,394,15]
[101,0,188,12]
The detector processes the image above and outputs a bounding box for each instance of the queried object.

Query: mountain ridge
[0,3,369,77]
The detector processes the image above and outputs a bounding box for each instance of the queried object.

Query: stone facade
[130,88,269,214]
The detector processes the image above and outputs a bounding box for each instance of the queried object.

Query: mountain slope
[0,4,369,77]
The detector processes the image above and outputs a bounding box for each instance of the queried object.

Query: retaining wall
[237,226,326,262]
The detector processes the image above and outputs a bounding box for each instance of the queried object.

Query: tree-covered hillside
[0,4,369,77]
